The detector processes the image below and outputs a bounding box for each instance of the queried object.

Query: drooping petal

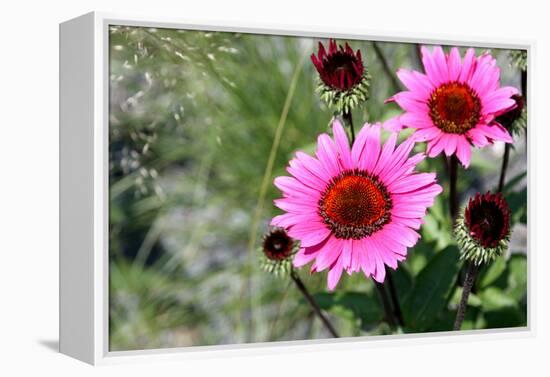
[476,123,513,143]
[327,254,344,290]
[455,137,472,167]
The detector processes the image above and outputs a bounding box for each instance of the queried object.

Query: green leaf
[450,286,482,307]
[478,257,507,289]
[505,187,527,224]
[506,254,528,301]
[482,307,526,329]
[312,291,383,330]
[479,287,517,311]
[405,239,436,276]
[402,245,460,331]
[392,265,414,303]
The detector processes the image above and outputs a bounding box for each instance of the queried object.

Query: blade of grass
[240,50,309,342]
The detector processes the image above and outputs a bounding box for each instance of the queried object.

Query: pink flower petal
[458,48,476,83]
[271,212,321,228]
[396,69,433,100]
[273,198,316,214]
[393,91,429,114]
[443,134,459,156]
[316,133,341,177]
[421,46,444,87]
[447,47,462,82]
[287,222,331,248]
[466,128,490,147]
[294,151,332,183]
[455,137,472,167]
[288,161,326,191]
[432,46,449,84]
[293,247,319,267]
[342,239,353,272]
[332,119,353,169]
[382,115,404,132]
[352,123,381,172]
[476,123,513,143]
[327,254,344,290]
[274,176,321,198]
[399,112,434,129]
[412,127,442,142]
[388,172,436,194]
[314,236,343,271]
[372,132,398,176]
[427,135,447,158]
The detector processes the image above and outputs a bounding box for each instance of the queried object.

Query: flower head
[311,40,370,113]
[271,121,442,290]
[496,94,526,136]
[455,192,511,265]
[385,46,519,168]
[260,228,298,276]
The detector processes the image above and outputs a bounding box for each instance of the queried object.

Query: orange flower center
[428,82,481,134]
[319,171,392,239]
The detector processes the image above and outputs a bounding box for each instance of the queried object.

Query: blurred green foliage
[109,26,527,351]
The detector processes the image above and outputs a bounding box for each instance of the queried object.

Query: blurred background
[108,26,527,351]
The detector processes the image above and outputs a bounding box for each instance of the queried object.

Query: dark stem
[497,143,511,193]
[343,110,355,143]
[290,270,339,338]
[440,154,449,177]
[453,263,479,330]
[386,269,405,327]
[372,42,402,93]
[375,282,397,328]
[521,69,527,104]
[449,155,459,223]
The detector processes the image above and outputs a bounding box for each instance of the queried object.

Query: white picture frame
[59,11,534,365]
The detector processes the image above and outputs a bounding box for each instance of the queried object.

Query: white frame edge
[59,11,535,366]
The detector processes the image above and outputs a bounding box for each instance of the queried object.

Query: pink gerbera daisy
[271,121,442,290]
[385,46,518,167]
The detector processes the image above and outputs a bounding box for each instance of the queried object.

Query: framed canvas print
[59,12,532,365]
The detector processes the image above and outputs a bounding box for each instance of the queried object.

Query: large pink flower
[385,46,518,167]
[271,121,442,290]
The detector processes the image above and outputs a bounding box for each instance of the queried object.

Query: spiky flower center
[465,193,511,248]
[428,82,481,134]
[262,229,294,261]
[319,171,392,240]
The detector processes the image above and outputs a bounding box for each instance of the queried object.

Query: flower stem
[449,155,459,222]
[343,110,355,143]
[453,262,479,330]
[375,282,397,328]
[498,67,526,193]
[386,269,405,327]
[290,270,340,338]
[498,144,511,193]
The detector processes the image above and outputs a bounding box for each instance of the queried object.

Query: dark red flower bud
[311,39,365,91]
[262,228,295,261]
[464,192,511,249]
